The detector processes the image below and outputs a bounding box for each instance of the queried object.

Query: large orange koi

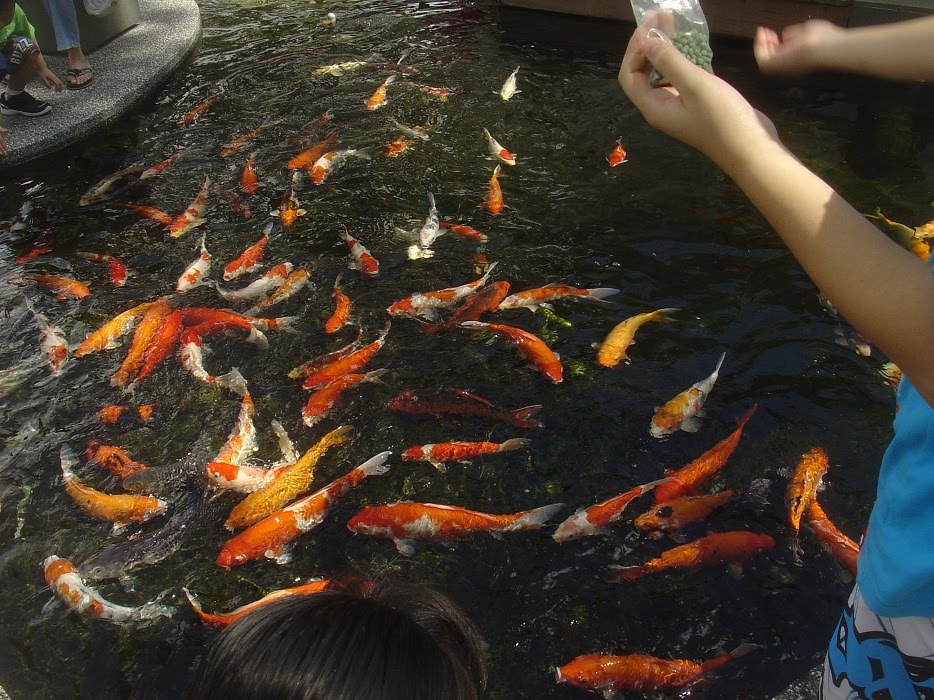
[486,165,504,215]
[402,438,529,472]
[594,308,678,367]
[552,478,671,542]
[287,132,338,171]
[650,352,726,438]
[9,274,90,301]
[184,579,336,626]
[301,324,390,389]
[129,309,186,387]
[111,299,173,388]
[460,321,563,383]
[324,273,351,334]
[786,447,829,534]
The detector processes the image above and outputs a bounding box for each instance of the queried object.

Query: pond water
[1,1,933,698]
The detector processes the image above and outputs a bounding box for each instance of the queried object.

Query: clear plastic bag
[629,0,713,86]
[83,0,119,18]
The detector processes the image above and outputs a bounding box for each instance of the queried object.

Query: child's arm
[0,127,8,155]
[33,48,63,92]
[753,16,934,81]
[619,27,934,406]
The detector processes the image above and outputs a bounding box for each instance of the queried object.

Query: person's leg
[0,39,52,116]
[40,0,92,88]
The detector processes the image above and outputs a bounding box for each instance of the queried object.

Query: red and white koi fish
[310,149,370,185]
[608,531,775,582]
[499,284,619,312]
[240,154,258,195]
[499,66,520,100]
[555,644,760,695]
[413,83,451,100]
[387,263,498,321]
[86,440,149,479]
[8,274,90,301]
[176,235,212,293]
[246,268,311,315]
[114,202,174,227]
[217,452,392,567]
[287,132,339,171]
[205,419,297,493]
[388,388,543,428]
[270,183,306,227]
[184,579,336,626]
[324,273,351,334]
[287,329,365,380]
[402,438,530,472]
[177,329,216,384]
[595,308,679,367]
[366,74,396,110]
[606,140,628,167]
[75,300,163,358]
[786,447,828,534]
[634,490,736,536]
[302,369,387,427]
[486,165,504,215]
[180,308,296,344]
[111,300,173,388]
[178,95,219,125]
[650,352,726,438]
[139,152,182,180]
[97,403,155,425]
[806,499,859,576]
[31,308,68,375]
[421,281,510,334]
[76,251,129,287]
[214,262,293,303]
[439,220,488,242]
[482,128,516,166]
[223,225,270,281]
[301,323,390,389]
[44,556,174,623]
[341,230,379,276]
[215,184,253,219]
[460,321,563,383]
[552,478,671,542]
[79,164,144,207]
[348,500,562,556]
[220,124,266,158]
[169,176,211,238]
[211,373,257,471]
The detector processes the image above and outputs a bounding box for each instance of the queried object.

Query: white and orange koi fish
[224,224,270,281]
[366,74,396,110]
[270,183,306,227]
[28,304,68,376]
[499,284,619,312]
[650,352,726,438]
[482,128,516,165]
[341,230,379,276]
[246,268,311,315]
[169,176,210,238]
[310,149,370,185]
[386,263,498,321]
[553,478,672,542]
[205,419,298,493]
[209,374,256,474]
[214,262,293,303]
[176,235,212,293]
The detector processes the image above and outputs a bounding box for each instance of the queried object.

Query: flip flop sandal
[66,67,94,90]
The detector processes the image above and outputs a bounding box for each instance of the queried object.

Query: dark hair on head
[0,0,16,13]
[186,577,488,700]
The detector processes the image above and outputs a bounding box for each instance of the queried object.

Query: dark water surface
[1,1,933,698]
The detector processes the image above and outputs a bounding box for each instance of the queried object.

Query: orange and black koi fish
[388,388,542,428]
[634,490,735,535]
[385,136,413,158]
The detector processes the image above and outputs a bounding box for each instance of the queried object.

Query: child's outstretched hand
[0,126,8,155]
[618,25,781,172]
[753,20,842,76]
[39,67,63,92]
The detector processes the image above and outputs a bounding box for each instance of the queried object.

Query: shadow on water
[0,0,931,698]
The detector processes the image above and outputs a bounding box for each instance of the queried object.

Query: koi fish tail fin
[59,444,79,480]
[364,368,390,384]
[607,564,647,583]
[133,601,176,622]
[357,450,392,477]
[712,351,726,377]
[477,260,499,286]
[246,325,270,349]
[181,587,204,615]
[216,368,248,397]
[586,288,621,303]
[506,503,564,532]
[271,316,300,334]
[500,438,531,453]
[699,643,763,673]
[655,307,680,321]
[735,403,758,430]
[510,404,543,428]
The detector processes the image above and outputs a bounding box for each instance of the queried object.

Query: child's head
[0,0,15,24]
[186,577,488,700]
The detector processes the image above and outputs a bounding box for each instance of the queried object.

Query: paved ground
[0,0,202,169]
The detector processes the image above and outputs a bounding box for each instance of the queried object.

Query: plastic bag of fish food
[628,0,713,86]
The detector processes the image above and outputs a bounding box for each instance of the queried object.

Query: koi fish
[86,440,149,479]
[224,226,269,281]
[653,405,757,502]
[214,262,293,303]
[389,118,430,141]
[313,60,368,76]
[114,202,174,227]
[418,192,443,249]
[348,501,563,556]
[806,498,859,576]
[486,165,504,215]
[205,418,297,493]
[482,128,516,166]
[555,644,760,695]
[413,83,450,100]
[139,152,181,180]
[324,273,351,334]
[224,424,353,530]
[402,438,529,472]
[287,329,365,380]
[129,309,185,387]
[310,149,370,185]
[634,490,735,535]
[287,132,339,171]
[215,185,253,219]
[97,403,155,425]
[280,109,334,149]
[220,124,266,157]
[176,235,212,293]
[499,284,620,313]
[180,308,296,340]
[595,308,678,367]
[184,579,336,626]
[460,321,563,383]
[76,252,128,287]
[79,164,144,207]
[169,176,211,238]
[439,220,488,242]
[552,478,671,542]
[110,300,173,388]
[422,281,511,334]
[650,352,726,438]
[608,530,775,582]
[301,323,390,389]
[388,388,543,428]
[59,445,166,525]
[75,300,162,358]
[385,136,413,158]
[499,66,520,100]
[246,268,311,315]
[366,75,396,110]
[341,230,379,276]
[786,447,828,534]
[386,263,498,321]
[15,242,52,262]
[607,140,628,167]
[31,308,68,376]
[8,274,90,301]
[177,330,216,384]
[43,555,174,623]
[866,207,932,261]
[211,382,257,473]
[301,370,387,427]
[270,183,306,227]
[178,95,219,125]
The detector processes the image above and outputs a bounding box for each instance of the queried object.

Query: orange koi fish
[340,230,379,276]
[324,273,351,334]
[215,262,293,303]
[220,124,266,158]
[413,83,450,100]
[499,284,620,312]
[388,388,543,428]
[387,263,498,321]
[606,139,628,167]
[76,251,128,287]
[310,149,370,185]
[366,74,396,110]
[240,154,258,195]
[86,440,149,479]
[287,132,338,171]
[271,183,306,227]
[31,308,68,376]
[178,95,219,125]
[74,300,164,358]
[421,281,510,334]
[385,136,413,158]
[806,498,859,576]
[653,405,757,502]
[482,128,516,166]
[786,447,828,534]
[184,579,336,626]
[129,309,185,387]
[114,202,174,227]
[111,300,173,388]
[439,220,488,242]
[224,226,269,281]
[608,530,775,582]
[139,152,181,180]
[595,308,678,367]
[15,242,51,263]
[287,329,365,380]
[555,644,759,695]
[97,403,155,425]
[215,185,253,219]
[301,323,390,389]
[176,235,212,294]
[60,445,166,525]
[460,321,563,384]
[650,352,726,438]
[218,452,391,566]
[401,438,530,472]
[9,274,90,301]
[281,109,334,147]
[552,478,671,542]
[169,175,211,238]
[486,165,504,215]
[224,424,353,531]
[246,268,311,315]
[634,490,735,535]
[866,207,932,261]
[44,555,174,623]
[180,308,296,341]
[348,501,563,556]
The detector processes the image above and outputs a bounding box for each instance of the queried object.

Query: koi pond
[1,1,933,697]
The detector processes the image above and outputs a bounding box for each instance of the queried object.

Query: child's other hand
[753,20,842,76]
[39,68,64,92]
[0,127,8,155]
[618,25,780,170]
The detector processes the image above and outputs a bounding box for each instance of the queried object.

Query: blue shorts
[0,36,37,80]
